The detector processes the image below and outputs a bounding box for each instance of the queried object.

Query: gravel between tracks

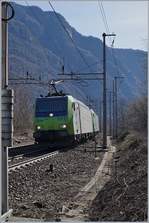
[9,141,103,221]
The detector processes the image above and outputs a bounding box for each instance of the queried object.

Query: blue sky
[14,0,148,50]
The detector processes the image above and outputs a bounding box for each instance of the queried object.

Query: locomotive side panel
[93,112,99,132]
[78,102,93,134]
[90,109,99,133]
[72,102,82,135]
[67,96,75,136]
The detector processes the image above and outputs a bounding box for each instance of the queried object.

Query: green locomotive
[33,95,99,143]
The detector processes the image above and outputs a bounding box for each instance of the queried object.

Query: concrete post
[1,89,14,214]
[0,1,2,217]
[1,2,14,221]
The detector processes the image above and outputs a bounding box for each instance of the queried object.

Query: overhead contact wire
[48,1,94,73]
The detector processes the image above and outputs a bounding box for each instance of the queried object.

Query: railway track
[8,146,55,165]
[9,141,73,159]
[9,150,59,172]
[8,138,98,172]
[8,145,57,167]
[8,142,60,157]
[8,140,76,171]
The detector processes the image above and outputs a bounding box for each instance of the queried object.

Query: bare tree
[126,96,147,134]
[13,86,33,133]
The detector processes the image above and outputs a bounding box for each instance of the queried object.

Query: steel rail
[8,151,59,172]
[8,147,53,159]
[8,147,49,164]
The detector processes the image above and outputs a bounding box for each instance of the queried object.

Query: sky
[13,0,148,51]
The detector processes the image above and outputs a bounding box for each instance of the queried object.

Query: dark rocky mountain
[8,2,147,114]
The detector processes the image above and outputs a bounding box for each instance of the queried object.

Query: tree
[13,86,33,133]
[126,96,147,134]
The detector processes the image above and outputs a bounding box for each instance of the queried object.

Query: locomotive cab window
[35,97,68,117]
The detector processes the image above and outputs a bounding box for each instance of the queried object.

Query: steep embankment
[89,132,147,221]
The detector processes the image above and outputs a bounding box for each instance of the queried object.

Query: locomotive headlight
[60,124,67,129]
[37,126,41,130]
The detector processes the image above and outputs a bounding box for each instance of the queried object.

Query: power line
[98,1,110,35]
[25,0,100,80]
[23,0,61,76]
[111,45,120,76]
[16,1,90,90]
[24,0,64,67]
[97,0,120,76]
[97,1,111,42]
[76,60,103,73]
[25,0,78,76]
[48,0,93,72]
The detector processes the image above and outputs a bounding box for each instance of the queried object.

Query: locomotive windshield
[35,97,68,117]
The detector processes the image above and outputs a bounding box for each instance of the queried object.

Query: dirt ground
[60,138,116,221]
[10,132,147,221]
[13,130,34,146]
[9,138,104,221]
[88,132,147,221]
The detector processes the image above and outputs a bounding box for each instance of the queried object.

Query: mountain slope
[8,2,147,113]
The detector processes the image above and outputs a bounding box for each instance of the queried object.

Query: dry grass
[88,132,147,221]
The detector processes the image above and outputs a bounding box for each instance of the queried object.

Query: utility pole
[114,76,118,138]
[99,98,102,132]
[112,79,115,139]
[58,31,117,150]
[102,33,116,149]
[108,91,112,136]
[0,2,2,218]
[114,76,124,139]
[1,2,14,221]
